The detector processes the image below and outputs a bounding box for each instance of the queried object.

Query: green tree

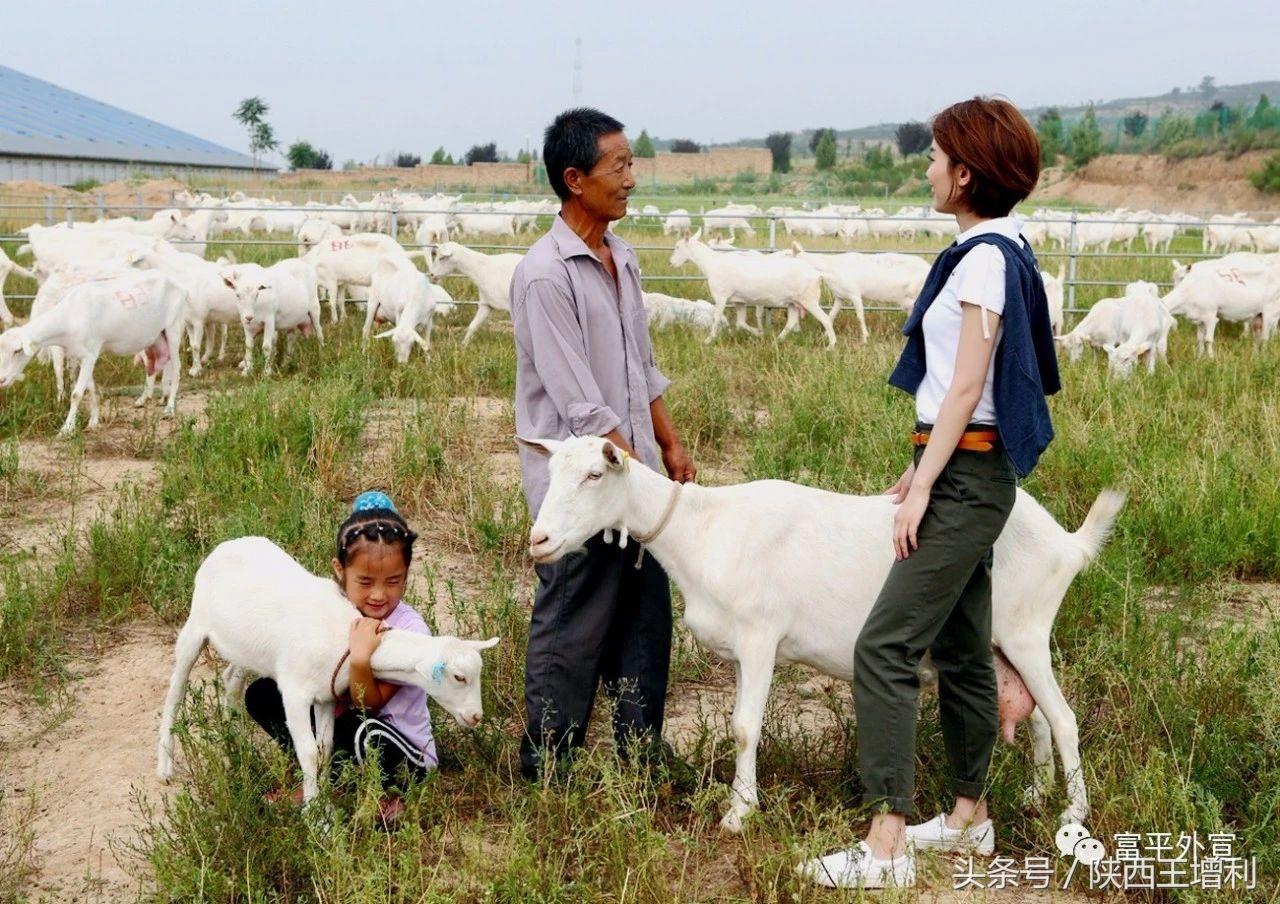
[1152,111,1195,150]
[809,127,836,155]
[814,130,837,170]
[285,140,331,170]
[1036,108,1065,165]
[670,139,701,153]
[894,121,931,156]
[1249,94,1280,131]
[429,146,450,165]
[633,130,656,158]
[233,97,278,172]
[1248,153,1280,193]
[765,131,791,173]
[1068,106,1103,167]
[465,143,499,164]
[1122,111,1149,138]
[516,149,532,163]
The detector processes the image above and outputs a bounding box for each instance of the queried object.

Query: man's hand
[348,617,384,665]
[662,441,696,483]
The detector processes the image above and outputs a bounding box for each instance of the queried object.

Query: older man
[512,108,696,779]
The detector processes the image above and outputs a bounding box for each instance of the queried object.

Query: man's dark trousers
[520,531,673,779]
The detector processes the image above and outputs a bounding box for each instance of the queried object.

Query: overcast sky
[7,0,1278,165]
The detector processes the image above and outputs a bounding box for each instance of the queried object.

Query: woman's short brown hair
[932,97,1040,219]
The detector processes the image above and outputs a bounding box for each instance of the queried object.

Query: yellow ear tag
[620,448,631,472]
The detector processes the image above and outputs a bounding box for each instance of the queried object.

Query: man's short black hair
[543,107,626,201]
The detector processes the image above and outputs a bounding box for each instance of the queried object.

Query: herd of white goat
[0,188,1278,435]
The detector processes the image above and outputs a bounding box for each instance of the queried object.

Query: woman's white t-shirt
[915,216,1025,425]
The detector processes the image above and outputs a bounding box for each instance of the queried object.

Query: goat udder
[133,335,170,376]
[995,649,1036,743]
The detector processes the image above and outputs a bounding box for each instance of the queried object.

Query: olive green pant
[853,426,1017,817]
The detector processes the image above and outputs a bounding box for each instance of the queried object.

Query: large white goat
[788,243,930,342]
[220,262,324,376]
[520,435,1123,832]
[0,270,187,434]
[427,241,522,344]
[1160,252,1280,356]
[157,536,499,801]
[670,230,836,347]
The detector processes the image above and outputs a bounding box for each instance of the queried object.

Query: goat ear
[514,436,562,457]
[19,333,36,357]
[601,441,625,470]
[221,276,235,290]
[691,228,702,241]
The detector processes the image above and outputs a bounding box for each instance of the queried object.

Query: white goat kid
[520,435,1123,831]
[670,230,836,347]
[427,242,522,344]
[0,271,187,435]
[157,536,499,801]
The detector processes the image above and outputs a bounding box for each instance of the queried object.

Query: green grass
[1,220,1277,900]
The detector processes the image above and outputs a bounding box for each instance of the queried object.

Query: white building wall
[0,155,265,186]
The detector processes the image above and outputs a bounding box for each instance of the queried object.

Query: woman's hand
[885,461,916,504]
[893,484,930,560]
[349,617,384,665]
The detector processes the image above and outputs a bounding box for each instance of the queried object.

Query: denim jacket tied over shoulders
[887,232,1061,479]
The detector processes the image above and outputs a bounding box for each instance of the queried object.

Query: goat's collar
[629,479,683,569]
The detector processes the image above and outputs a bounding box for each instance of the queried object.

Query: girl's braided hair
[335,506,418,568]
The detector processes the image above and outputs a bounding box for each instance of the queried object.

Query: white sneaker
[797,840,916,889]
[905,812,995,856]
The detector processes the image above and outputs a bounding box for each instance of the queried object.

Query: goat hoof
[134,398,147,408]
[1059,807,1088,827]
[720,808,748,833]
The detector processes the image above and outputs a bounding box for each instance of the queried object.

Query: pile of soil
[1035,150,1278,213]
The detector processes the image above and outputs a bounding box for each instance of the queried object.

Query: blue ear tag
[430,660,446,683]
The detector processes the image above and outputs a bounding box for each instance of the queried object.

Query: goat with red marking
[0,270,187,435]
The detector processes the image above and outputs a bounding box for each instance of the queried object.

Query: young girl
[245,491,438,820]
[800,97,1060,888]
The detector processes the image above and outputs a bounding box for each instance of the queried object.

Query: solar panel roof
[0,65,268,169]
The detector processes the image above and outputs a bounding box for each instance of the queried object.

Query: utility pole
[573,37,583,105]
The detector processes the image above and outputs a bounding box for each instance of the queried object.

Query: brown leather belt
[911,429,999,453]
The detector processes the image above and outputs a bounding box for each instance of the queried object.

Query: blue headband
[352,490,397,514]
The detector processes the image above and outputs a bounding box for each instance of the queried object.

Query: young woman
[800,96,1060,889]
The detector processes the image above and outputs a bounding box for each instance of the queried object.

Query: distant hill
[711,79,1280,154]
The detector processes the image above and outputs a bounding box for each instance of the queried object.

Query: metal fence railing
[2,199,1276,319]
